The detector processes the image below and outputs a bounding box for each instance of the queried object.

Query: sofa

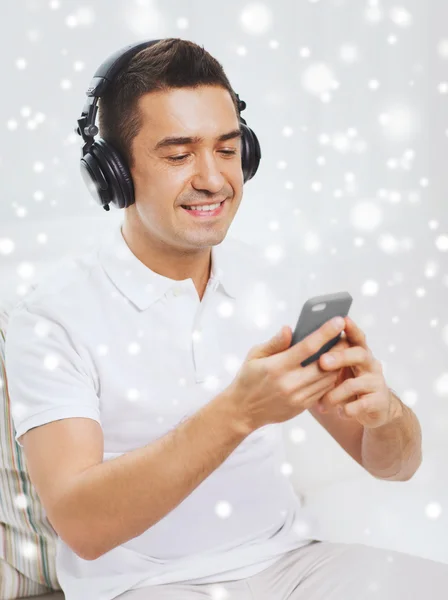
[0,305,64,600]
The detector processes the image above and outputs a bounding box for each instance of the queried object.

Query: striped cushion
[0,307,62,599]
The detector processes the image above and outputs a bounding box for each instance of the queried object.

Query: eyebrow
[153,128,243,151]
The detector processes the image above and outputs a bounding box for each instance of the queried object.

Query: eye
[167,150,238,163]
[167,155,189,163]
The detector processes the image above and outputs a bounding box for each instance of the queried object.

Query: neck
[121,211,213,294]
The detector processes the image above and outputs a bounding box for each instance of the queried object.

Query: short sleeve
[5,304,101,449]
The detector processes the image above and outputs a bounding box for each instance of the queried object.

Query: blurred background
[1,0,447,564]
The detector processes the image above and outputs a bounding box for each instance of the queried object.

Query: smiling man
[4,38,448,600]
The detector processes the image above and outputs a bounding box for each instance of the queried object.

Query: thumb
[248,326,292,360]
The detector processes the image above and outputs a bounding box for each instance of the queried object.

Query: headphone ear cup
[80,151,113,209]
[240,122,261,183]
[90,139,135,209]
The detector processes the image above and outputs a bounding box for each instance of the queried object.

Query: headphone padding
[241,122,261,183]
[91,139,134,209]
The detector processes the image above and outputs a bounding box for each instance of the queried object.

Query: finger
[335,365,355,388]
[333,336,350,352]
[316,368,355,413]
[292,371,339,409]
[341,397,366,418]
[339,396,386,427]
[319,346,378,375]
[319,374,378,412]
[343,316,369,351]
[284,361,338,394]
[284,317,346,370]
[318,340,349,373]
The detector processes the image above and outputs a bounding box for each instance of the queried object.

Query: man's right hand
[226,318,351,434]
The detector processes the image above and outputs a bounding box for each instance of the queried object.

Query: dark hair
[98,38,240,170]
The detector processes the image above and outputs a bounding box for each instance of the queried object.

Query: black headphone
[75,39,262,211]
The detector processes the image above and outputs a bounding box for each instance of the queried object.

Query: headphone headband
[87,40,163,97]
[76,40,162,154]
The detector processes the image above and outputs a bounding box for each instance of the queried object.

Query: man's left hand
[317,316,402,429]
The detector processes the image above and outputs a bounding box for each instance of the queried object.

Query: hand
[317,316,402,429]
[226,316,349,435]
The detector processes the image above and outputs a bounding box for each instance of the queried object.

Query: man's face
[128,85,244,251]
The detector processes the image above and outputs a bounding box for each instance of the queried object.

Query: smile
[180,200,226,218]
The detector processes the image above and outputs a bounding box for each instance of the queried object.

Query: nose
[191,151,226,194]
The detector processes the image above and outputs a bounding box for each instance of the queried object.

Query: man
[5,38,448,600]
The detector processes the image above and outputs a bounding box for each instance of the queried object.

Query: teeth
[185,202,222,211]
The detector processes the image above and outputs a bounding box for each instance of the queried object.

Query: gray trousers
[116,539,448,599]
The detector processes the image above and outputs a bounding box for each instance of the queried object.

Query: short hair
[98,38,240,170]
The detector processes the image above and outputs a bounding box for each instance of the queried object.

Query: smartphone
[290,291,353,367]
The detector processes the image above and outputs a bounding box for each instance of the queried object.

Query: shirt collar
[98,223,240,311]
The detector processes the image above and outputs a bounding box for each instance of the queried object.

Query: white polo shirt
[5,222,314,600]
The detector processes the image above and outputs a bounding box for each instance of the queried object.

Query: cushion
[0,305,63,599]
